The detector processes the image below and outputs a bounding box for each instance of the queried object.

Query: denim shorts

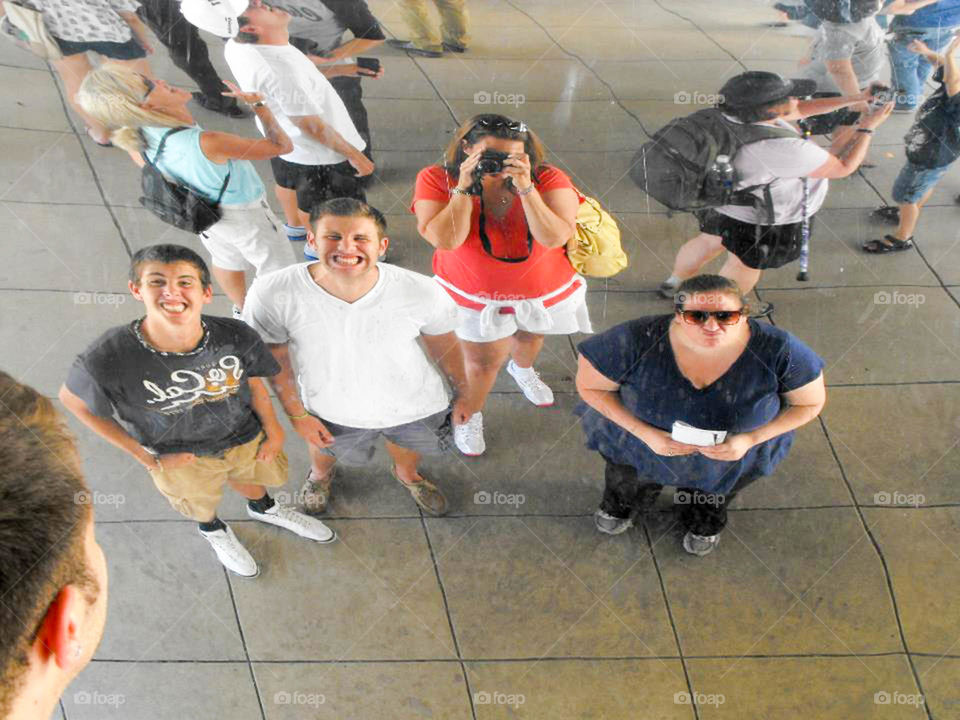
[891,161,950,204]
[316,409,452,466]
[54,35,147,59]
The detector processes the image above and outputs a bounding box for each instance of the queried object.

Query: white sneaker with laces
[506,360,554,407]
[247,502,337,543]
[199,524,259,577]
[682,531,720,557]
[453,411,485,456]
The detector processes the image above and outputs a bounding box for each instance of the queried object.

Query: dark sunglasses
[475,116,527,133]
[676,308,744,326]
[139,74,156,100]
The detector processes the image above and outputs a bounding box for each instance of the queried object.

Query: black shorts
[697,209,814,270]
[54,35,147,59]
[269,157,366,214]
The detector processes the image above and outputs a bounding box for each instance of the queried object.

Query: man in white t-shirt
[180,0,374,247]
[242,198,476,517]
[660,71,893,316]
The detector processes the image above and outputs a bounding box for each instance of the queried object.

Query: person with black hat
[660,71,893,314]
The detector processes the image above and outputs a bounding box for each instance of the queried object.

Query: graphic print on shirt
[143,355,245,413]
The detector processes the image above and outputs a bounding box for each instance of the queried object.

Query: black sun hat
[718,71,818,108]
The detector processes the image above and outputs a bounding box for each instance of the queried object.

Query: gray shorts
[317,409,452,466]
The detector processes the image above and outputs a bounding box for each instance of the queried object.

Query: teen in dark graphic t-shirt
[60,244,336,578]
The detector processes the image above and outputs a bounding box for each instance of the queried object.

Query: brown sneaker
[300,467,334,515]
[390,467,448,516]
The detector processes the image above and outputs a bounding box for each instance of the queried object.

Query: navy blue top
[892,0,960,30]
[575,316,825,494]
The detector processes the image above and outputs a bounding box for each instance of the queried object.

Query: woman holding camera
[575,275,825,556]
[412,114,590,456]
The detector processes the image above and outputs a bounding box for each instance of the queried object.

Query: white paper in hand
[671,420,727,447]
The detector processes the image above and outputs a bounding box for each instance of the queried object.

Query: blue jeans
[889,27,957,109]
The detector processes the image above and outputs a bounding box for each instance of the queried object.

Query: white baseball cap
[180,0,250,38]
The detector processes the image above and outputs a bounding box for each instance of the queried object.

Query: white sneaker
[682,531,720,557]
[247,502,336,544]
[453,411,485,456]
[506,360,554,407]
[199,524,259,577]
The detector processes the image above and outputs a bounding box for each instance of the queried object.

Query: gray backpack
[630,109,798,223]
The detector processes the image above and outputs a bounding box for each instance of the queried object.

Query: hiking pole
[797,119,811,281]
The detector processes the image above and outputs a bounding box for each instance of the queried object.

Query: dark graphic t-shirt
[274,0,384,54]
[905,68,960,169]
[66,316,281,455]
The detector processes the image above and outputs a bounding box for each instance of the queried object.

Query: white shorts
[199,198,296,274]
[453,285,593,343]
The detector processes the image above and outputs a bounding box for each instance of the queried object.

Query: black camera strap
[477,193,533,263]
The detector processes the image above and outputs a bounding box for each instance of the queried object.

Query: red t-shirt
[411,165,582,308]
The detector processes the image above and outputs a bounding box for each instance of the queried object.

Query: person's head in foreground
[717,71,816,123]
[128,244,213,330]
[444,113,547,190]
[306,197,389,278]
[673,275,752,350]
[0,372,108,720]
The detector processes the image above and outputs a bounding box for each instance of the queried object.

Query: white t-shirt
[715,117,831,225]
[242,262,458,428]
[223,40,365,166]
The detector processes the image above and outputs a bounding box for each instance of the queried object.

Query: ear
[34,586,83,671]
[378,234,390,258]
[202,283,214,305]
[306,229,317,250]
[128,280,144,302]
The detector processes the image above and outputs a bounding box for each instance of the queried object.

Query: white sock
[664,274,681,287]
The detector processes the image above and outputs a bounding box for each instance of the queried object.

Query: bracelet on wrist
[514,184,535,196]
[287,410,309,420]
[856,128,874,134]
[450,187,471,197]
[249,100,266,108]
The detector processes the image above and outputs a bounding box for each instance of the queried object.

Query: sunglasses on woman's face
[676,308,744,326]
[139,74,156,100]
[475,116,527,133]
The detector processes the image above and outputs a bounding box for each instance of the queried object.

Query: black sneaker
[386,39,442,57]
[192,92,247,119]
[594,509,632,535]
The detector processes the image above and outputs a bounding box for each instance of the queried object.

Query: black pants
[600,457,761,537]
[137,0,238,111]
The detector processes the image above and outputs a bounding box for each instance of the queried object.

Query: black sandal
[862,235,913,254]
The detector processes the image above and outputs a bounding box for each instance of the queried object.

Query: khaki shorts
[147,432,288,521]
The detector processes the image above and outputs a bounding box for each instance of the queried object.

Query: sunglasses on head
[676,308,744,326]
[475,116,527,133]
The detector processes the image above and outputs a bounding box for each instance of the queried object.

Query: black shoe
[192,92,248,118]
[442,41,467,53]
[386,39,442,57]
[750,301,774,318]
[871,205,900,224]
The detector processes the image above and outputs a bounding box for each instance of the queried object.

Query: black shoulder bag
[139,127,231,234]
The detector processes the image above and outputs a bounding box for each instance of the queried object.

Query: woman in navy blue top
[575,275,826,556]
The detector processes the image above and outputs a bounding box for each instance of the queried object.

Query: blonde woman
[77,64,296,315]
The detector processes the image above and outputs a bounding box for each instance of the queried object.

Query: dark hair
[718,98,788,124]
[674,274,751,314]
[0,372,98,715]
[309,197,387,238]
[234,14,259,43]
[442,113,547,182]
[129,244,212,288]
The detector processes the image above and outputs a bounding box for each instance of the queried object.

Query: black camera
[870,85,893,107]
[476,150,509,175]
